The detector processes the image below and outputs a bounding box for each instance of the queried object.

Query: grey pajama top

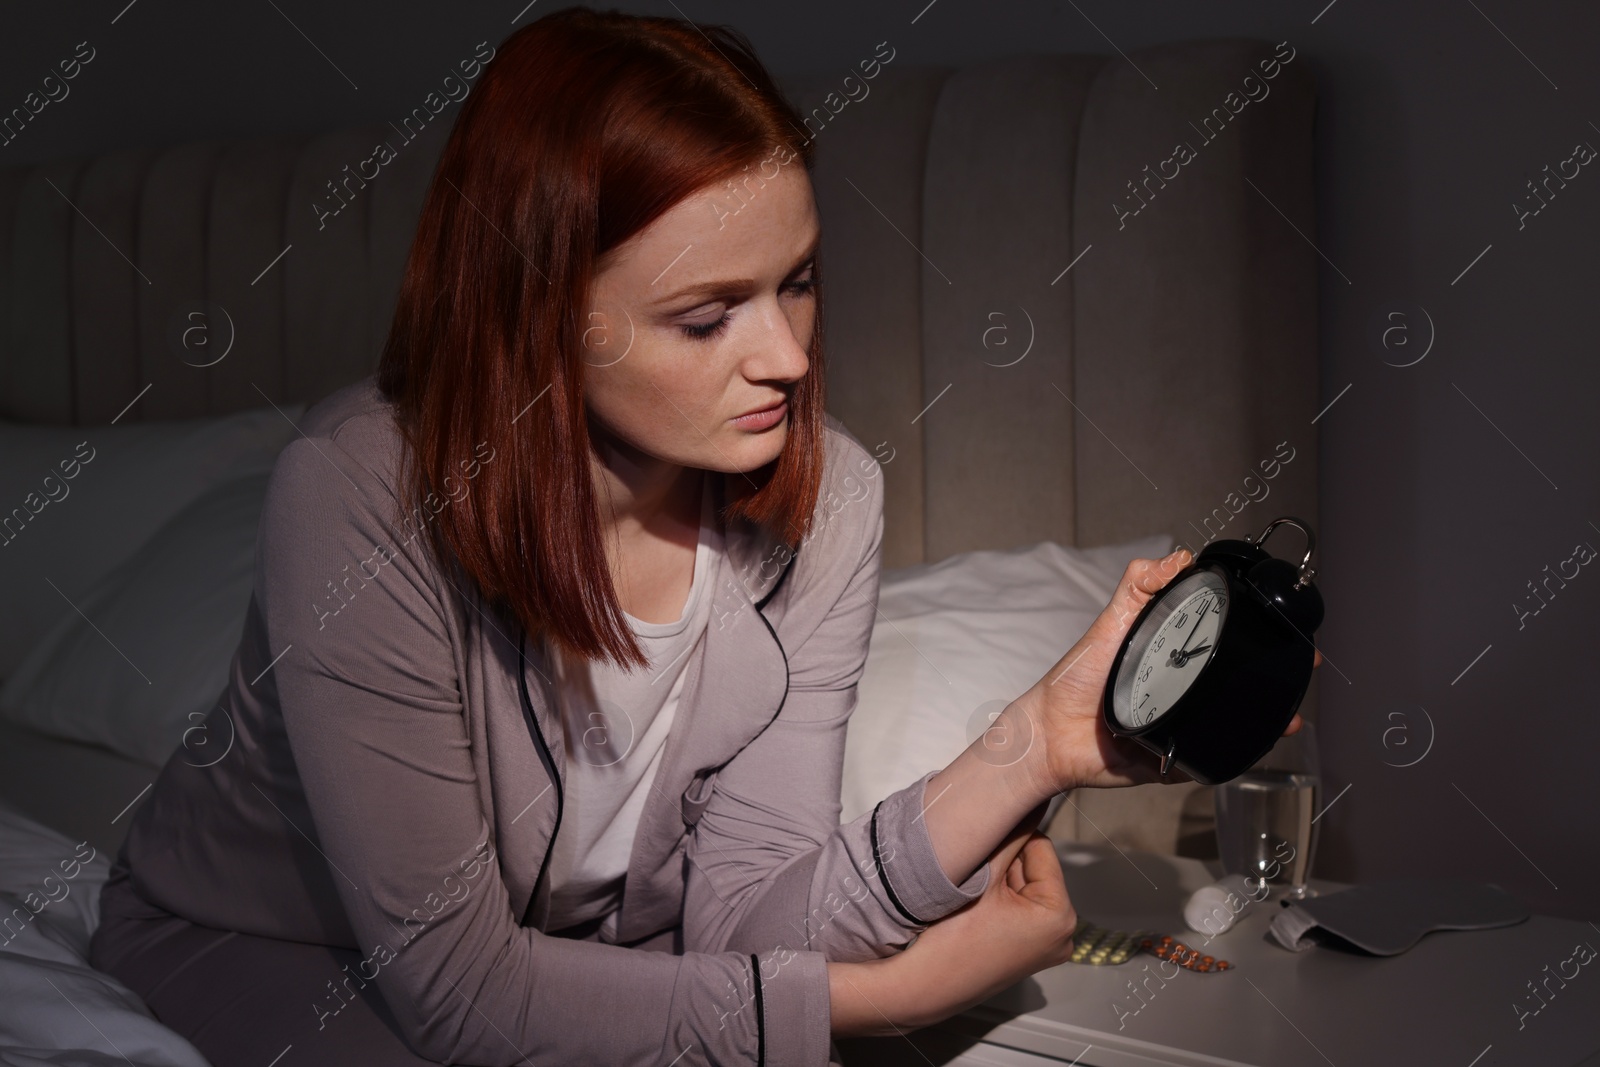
[117,375,989,1066]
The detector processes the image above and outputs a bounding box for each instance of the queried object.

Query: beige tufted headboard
[0,38,1319,856]
[795,39,1321,853]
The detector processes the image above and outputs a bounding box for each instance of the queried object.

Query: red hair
[377,7,825,669]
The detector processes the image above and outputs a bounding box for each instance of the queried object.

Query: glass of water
[1214,720,1321,900]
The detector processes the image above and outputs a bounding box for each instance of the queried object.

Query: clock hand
[1174,642,1214,667]
[1177,598,1210,655]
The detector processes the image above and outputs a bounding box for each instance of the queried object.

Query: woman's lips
[731,399,787,431]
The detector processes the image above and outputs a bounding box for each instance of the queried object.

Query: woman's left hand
[1013,548,1323,793]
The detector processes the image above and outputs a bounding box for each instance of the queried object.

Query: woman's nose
[749,303,810,383]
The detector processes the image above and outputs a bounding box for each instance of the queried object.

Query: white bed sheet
[0,802,210,1067]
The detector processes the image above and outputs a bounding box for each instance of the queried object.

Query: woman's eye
[678,277,815,342]
[681,314,729,341]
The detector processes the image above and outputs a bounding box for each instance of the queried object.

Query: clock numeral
[1211,598,1223,615]
[1138,665,1152,683]
[1152,635,1165,651]
[1174,610,1189,627]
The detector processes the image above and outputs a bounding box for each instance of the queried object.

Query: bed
[0,37,1318,1065]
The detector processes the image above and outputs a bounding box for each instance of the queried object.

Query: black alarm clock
[1102,516,1325,786]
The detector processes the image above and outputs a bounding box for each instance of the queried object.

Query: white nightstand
[839,842,1600,1066]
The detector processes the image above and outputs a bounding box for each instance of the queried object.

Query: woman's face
[581,160,819,475]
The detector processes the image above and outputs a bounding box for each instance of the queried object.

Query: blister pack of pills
[1068,923,1234,972]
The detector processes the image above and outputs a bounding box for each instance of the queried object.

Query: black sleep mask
[1267,878,1530,955]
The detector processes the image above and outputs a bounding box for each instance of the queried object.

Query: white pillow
[0,803,106,954]
[840,533,1174,823]
[0,802,210,1067]
[0,404,305,680]
[0,469,272,768]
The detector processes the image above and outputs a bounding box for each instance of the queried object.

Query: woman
[90,8,1312,1065]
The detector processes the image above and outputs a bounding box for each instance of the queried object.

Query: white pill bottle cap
[1183,873,1269,935]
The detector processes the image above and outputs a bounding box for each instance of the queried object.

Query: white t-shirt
[544,477,722,939]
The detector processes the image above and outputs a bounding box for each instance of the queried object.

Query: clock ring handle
[1248,516,1317,590]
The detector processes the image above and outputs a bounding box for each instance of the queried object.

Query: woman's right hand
[829,823,1078,1037]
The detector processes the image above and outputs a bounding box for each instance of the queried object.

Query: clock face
[1111,569,1230,730]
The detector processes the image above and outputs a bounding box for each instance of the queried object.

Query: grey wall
[5,1,1596,919]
